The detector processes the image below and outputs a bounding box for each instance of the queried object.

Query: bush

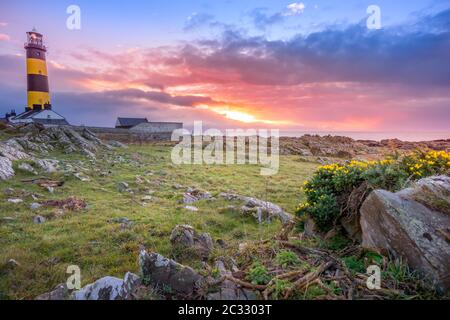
[246,262,272,285]
[297,151,450,232]
[275,250,301,268]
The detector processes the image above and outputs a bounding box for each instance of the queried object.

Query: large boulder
[0,156,14,180]
[360,176,450,292]
[170,225,214,260]
[139,250,204,298]
[72,272,140,300]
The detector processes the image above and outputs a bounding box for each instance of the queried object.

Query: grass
[0,144,318,299]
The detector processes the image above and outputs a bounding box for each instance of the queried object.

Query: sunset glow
[0,0,449,136]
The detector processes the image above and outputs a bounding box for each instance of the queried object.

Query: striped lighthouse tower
[24,28,51,111]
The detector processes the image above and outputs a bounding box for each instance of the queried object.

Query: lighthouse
[9,29,68,125]
[25,29,51,110]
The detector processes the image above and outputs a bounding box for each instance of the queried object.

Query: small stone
[3,188,15,196]
[33,215,46,224]
[185,206,199,212]
[7,198,23,204]
[117,182,129,193]
[74,172,91,182]
[7,259,20,268]
[31,203,42,210]
[141,195,153,202]
[46,186,55,193]
[216,239,227,248]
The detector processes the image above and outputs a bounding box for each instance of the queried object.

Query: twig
[284,261,334,299]
[223,275,267,291]
[263,270,307,300]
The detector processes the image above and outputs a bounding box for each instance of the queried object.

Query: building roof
[32,118,69,125]
[13,109,40,120]
[10,109,69,125]
[116,117,148,127]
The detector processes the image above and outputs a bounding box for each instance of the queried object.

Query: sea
[278,131,450,142]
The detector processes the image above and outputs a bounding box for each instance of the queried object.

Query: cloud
[250,8,284,30]
[104,88,224,108]
[0,22,7,27]
[0,33,10,41]
[285,3,305,16]
[180,9,450,87]
[250,3,305,29]
[184,13,215,30]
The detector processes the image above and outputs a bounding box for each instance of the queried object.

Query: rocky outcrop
[170,225,214,260]
[139,250,204,298]
[220,193,294,225]
[0,157,14,180]
[360,176,450,292]
[4,124,110,158]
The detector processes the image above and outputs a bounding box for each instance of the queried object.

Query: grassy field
[0,144,318,299]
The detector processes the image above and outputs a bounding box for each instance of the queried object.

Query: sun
[221,110,256,123]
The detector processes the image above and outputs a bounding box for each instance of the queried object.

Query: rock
[170,225,214,259]
[207,260,257,300]
[298,149,313,156]
[216,239,227,248]
[3,188,15,195]
[33,159,59,173]
[0,142,30,161]
[220,193,294,225]
[17,162,37,175]
[360,176,450,292]
[111,217,133,229]
[33,215,46,224]
[30,203,42,210]
[117,182,130,193]
[7,198,23,204]
[46,186,55,193]
[74,172,90,182]
[35,283,70,300]
[183,188,213,204]
[141,195,153,202]
[184,206,199,212]
[0,156,14,180]
[72,272,141,300]
[108,140,128,148]
[7,259,20,268]
[6,126,110,159]
[139,250,204,298]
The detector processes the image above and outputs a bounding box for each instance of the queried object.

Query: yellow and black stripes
[25,40,50,109]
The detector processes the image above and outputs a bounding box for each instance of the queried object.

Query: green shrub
[297,151,450,232]
[275,250,301,268]
[270,279,290,299]
[247,262,272,285]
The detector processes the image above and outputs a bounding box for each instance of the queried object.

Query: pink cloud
[0,33,10,41]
